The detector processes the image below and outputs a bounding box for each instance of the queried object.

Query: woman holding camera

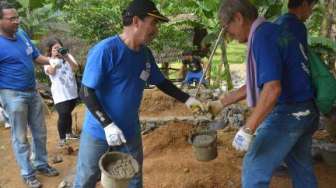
[44,38,79,147]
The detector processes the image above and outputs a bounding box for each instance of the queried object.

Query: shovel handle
[195,27,225,97]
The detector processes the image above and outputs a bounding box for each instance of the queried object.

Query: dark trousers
[55,99,77,139]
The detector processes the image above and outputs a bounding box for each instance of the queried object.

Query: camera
[57,47,69,55]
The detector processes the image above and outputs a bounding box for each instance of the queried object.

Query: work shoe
[58,139,68,148]
[36,165,59,177]
[23,176,42,188]
[4,122,11,128]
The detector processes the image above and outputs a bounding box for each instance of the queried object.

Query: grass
[227,41,246,64]
[158,41,247,82]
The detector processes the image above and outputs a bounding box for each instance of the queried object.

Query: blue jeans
[242,101,318,188]
[0,89,48,178]
[73,130,143,188]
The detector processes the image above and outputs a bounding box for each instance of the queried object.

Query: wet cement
[107,158,137,179]
[193,135,214,146]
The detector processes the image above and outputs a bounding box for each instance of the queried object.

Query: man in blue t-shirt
[274,0,318,176]
[0,1,59,188]
[207,0,318,187]
[275,0,317,53]
[73,1,203,187]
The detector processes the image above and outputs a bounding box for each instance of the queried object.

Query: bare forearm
[64,54,78,70]
[220,85,246,107]
[245,81,281,132]
[34,55,50,65]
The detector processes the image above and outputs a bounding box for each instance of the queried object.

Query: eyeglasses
[222,17,233,32]
[2,16,20,22]
[221,18,234,39]
[222,24,229,33]
[221,14,233,31]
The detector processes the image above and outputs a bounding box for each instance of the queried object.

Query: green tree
[16,0,61,39]
[62,0,333,88]
[63,0,128,43]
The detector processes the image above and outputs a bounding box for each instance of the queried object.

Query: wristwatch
[243,126,254,135]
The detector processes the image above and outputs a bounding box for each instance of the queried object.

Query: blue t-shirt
[275,13,308,52]
[252,22,314,103]
[82,35,165,141]
[0,29,40,90]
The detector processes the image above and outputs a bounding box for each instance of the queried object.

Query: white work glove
[207,100,224,117]
[104,123,126,146]
[232,128,253,152]
[49,58,62,69]
[185,97,204,113]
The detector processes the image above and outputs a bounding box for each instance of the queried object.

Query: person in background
[44,38,79,147]
[72,0,203,187]
[208,0,318,187]
[275,0,318,53]
[0,1,59,188]
[180,51,207,88]
[273,0,318,176]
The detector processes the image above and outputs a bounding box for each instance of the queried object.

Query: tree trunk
[324,0,336,73]
[215,60,223,87]
[220,41,233,91]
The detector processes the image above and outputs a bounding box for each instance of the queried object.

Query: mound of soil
[142,123,336,188]
[140,89,192,117]
[143,123,241,188]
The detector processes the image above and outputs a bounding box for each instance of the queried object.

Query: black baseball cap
[124,0,169,22]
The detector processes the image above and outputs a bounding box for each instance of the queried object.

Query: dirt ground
[0,90,336,188]
[140,89,193,117]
